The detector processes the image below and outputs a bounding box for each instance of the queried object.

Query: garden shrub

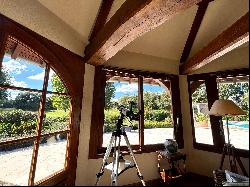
[104,109,120,132]
[144,117,173,129]
[103,109,173,132]
[195,113,208,122]
[144,109,171,121]
[0,109,69,140]
[0,110,37,138]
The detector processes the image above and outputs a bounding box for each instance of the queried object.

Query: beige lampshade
[208,99,245,116]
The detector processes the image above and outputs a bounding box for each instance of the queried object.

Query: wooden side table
[156,151,186,183]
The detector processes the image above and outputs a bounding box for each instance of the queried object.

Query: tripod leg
[230,145,248,177]
[95,134,115,186]
[219,145,227,170]
[111,135,121,186]
[235,155,248,177]
[230,145,238,173]
[123,133,146,186]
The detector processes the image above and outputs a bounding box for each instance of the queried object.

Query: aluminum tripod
[95,114,146,186]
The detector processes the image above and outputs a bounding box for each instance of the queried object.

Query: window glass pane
[0,139,34,186]
[143,78,174,145]
[191,81,213,145]
[2,53,45,90]
[217,77,249,150]
[47,68,67,93]
[42,94,70,134]
[103,78,139,147]
[0,89,40,142]
[34,93,70,182]
[34,132,68,183]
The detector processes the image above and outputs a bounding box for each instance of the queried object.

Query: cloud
[27,71,45,80]
[8,90,20,99]
[116,83,138,93]
[27,70,55,81]
[9,77,28,87]
[2,59,27,74]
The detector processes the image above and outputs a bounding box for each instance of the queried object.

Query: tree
[0,68,11,102]
[14,92,40,111]
[51,74,70,111]
[105,82,116,109]
[191,83,207,103]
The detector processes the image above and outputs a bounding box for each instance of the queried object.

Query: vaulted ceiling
[0,0,249,74]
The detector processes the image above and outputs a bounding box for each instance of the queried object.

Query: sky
[2,54,54,99]
[112,81,166,100]
[2,54,167,100]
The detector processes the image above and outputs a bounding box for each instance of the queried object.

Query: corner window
[188,69,249,157]
[217,76,249,150]
[89,67,183,158]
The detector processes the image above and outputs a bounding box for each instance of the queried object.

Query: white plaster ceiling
[1,0,248,63]
[37,0,101,46]
[38,0,248,62]
[188,0,249,58]
[122,5,198,61]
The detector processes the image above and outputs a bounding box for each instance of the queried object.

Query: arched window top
[2,35,69,94]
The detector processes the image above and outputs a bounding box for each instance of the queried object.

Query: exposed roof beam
[180,12,249,74]
[11,43,23,59]
[190,80,204,94]
[89,0,114,42]
[180,0,213,63]
[156,79,171,91]
[0,31,7,67]
[84,0,202,66]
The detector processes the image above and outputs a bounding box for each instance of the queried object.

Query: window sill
[90,144,166,159]
[193,143,249,158]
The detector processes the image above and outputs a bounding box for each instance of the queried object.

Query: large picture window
[89,66,183,158]
[0,35,71,185]
[188,69,249,157]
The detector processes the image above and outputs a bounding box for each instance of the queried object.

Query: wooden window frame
[0,14,85,185]
[89,66,184,159]
[187,68,249,158]
[0,38,71,186]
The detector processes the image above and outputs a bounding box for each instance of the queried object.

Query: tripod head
[116,101,139,130]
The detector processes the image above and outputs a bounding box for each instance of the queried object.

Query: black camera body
[118,101,139,121]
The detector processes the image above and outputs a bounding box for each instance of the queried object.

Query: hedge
[0,109,69,140]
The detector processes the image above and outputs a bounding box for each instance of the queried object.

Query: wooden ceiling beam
[84,0,202,66]
[11,43,23,59]
[89,0,114,42]
[180,0,213,63]
[180,12,249,74]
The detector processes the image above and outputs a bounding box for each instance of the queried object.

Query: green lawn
[45,110,69,118]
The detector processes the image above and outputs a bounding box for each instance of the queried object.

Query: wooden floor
[126,173,215,186]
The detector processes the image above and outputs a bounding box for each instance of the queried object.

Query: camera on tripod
[118,101,139,121]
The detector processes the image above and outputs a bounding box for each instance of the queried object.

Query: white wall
[180,45,249,177]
